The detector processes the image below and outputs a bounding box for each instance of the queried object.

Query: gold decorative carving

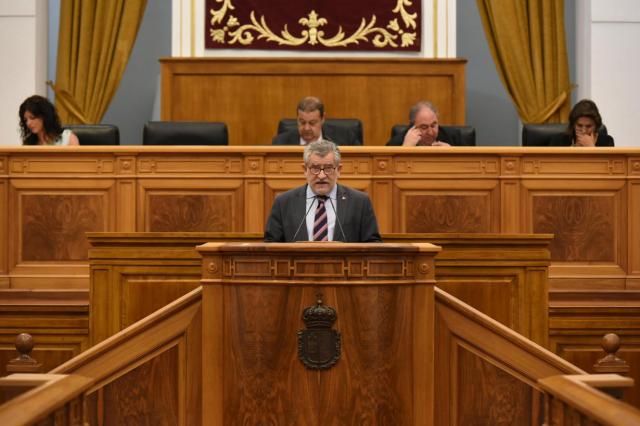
[208,262,219,273]
[418,263,429,274]
[633,161,640,172]
[250,161,258,170]
[378,160,388,171]
[209,0,418,48]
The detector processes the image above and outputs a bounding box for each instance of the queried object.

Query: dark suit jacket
[272,124,361,146]
[386,126,461,146]
[548,132,614,147]
[264,184,382,242]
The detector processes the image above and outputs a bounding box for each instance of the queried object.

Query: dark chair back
[522,123,609,146]
[63,124,120,145]
[521,123,567,146]
[390,124,476,146]
[277,118,363,145]
[143,121,228,145]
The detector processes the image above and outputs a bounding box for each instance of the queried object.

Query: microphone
[327,196,347,242]
[291,196,318,241]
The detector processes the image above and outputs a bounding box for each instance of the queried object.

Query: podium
[198,242,440,425]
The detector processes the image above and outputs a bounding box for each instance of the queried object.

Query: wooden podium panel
[198,242,439,425]
[87,232,550,349]
[160,58,466,146]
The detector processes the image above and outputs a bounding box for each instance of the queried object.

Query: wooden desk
[1,146,638,292]
[87,232,550,347]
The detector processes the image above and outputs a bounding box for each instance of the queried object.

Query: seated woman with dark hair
[19,95,79,146]
[550,99,614,147]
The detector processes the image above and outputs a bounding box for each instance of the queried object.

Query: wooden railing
[2,284,638,425]
[0,287,202,425]
[540,374,640,425]
[434,287,583,425]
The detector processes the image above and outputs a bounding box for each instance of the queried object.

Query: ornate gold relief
[209,0,418,48]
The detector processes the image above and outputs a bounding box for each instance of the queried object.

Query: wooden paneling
[0,155,7,288]
[161,58,467,146]
[434,288,582,426]
[456,346,534,425]
[549,291,640,408]
[87,232,550,348]
[21,194,105,261]
[1,146,639,292]
[199,242,437,425]
[0,290,89,375]
[100,345,179,425]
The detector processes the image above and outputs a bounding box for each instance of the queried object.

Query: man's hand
[401,126,422,146]
[432,141,451,147]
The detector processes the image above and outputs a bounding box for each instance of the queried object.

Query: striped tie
[313,196,328,241]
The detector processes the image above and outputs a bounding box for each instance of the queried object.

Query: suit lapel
[293,185,309,241]
[335,185,348,242]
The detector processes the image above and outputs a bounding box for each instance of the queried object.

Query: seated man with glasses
[264,139,382,242]
[387,100,460,147]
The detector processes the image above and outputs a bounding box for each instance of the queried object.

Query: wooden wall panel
[161,58,467,146]
[0,290,89,375]
[20,194,105,261]
[393,181,500,233]
[521,179,627,286]
[437,278,516,328]
[7,177,116,289]
[630,178,640,281]
[532,195,615,262]
[0,155,7,287]
[456,345,535,425]
[138,180,244,232]
[99,345,180,425]
[121,273,200,327]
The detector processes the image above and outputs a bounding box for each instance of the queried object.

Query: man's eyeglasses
[307,165,336,175]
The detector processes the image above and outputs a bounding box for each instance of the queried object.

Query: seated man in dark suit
[264,140,381,242]
[272,96,360,146]
[387,100,460,146]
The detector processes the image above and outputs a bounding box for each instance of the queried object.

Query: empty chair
[389,124,476,146]
[276,118,363,145]
[63,124,120,145]
[143,121,228,145]
[521,123,567,147]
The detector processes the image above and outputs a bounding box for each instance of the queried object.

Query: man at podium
[264,140,382,242]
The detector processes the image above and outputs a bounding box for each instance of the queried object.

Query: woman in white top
[19,95,79,146]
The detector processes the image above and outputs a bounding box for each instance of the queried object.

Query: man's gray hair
[303,139,341,165]
[297,96,325,118]
[409,101,439,124]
